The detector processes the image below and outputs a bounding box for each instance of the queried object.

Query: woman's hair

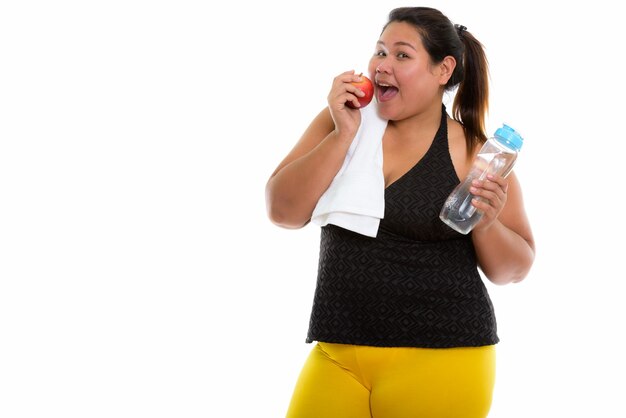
[384,7,489,154]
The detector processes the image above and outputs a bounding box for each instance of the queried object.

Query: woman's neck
[387,101,443,143]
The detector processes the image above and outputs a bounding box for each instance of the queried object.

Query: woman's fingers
[328,71,366,109]
[470,175,508,220]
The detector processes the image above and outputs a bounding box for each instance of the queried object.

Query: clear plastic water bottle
[439,124,524,234]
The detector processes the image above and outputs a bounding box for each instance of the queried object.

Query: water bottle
[439,124,524,234]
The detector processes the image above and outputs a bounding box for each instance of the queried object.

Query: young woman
[266,7,535,417]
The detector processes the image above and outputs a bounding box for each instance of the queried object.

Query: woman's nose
[376,61,390,74]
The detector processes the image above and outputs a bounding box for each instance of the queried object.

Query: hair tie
[455,24,467,36]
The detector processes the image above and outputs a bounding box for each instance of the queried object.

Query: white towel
[311,103,388,237]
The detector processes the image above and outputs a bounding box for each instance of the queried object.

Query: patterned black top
[306,105,499,348]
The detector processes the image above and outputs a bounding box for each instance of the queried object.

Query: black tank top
[306,105,499,348]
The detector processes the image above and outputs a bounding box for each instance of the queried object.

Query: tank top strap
[429,104,449,157]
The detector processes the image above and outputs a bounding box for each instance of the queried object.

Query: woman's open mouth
[376,82,399,102]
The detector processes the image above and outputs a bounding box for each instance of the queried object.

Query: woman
[266,6,535,418]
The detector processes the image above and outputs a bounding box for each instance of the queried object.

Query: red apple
[346,73,374,109]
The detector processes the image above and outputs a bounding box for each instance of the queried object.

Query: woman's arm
[265,108,347,228]
[470,172,536,284]
[265,71,367,229]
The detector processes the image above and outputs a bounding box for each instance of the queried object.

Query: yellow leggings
[286,342,496,418]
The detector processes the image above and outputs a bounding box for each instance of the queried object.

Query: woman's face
[368,21,448,121]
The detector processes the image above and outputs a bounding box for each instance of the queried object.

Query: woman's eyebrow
[376,40,417,51]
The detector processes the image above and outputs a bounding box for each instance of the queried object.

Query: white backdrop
[1,1,624,417]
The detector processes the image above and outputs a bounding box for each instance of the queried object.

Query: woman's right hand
[327,70,366,140]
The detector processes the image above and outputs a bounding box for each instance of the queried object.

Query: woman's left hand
[470,174,508,231]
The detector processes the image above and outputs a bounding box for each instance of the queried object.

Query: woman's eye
[375,50,386,57]
[397,52,409,59]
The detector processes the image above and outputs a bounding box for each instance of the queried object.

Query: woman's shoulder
[447,117,465,142]
[446,117,473,158]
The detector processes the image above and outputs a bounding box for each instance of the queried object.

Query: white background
[1,1,624,417]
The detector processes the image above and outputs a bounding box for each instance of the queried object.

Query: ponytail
[452,30,489,156]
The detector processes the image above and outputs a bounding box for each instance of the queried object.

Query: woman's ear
[438,55,457,85]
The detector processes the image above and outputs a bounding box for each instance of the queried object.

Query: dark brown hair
[384,7,489,154]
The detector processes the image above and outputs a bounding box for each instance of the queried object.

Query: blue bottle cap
[494,124,523,151]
